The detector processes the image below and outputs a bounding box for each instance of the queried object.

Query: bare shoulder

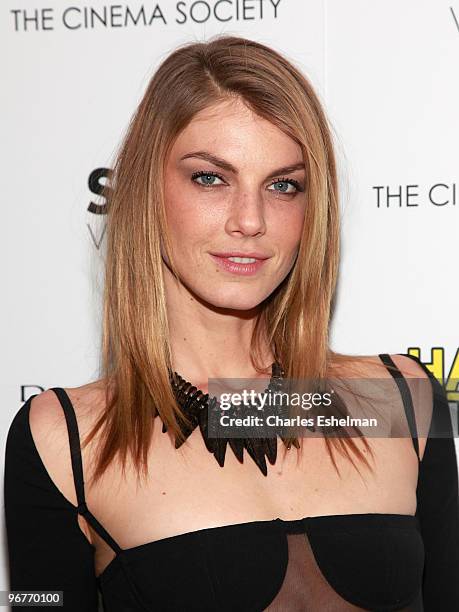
[335,353,432,461]
[29,380,107,441]
[384,353,430,379]
[28,380,108,507]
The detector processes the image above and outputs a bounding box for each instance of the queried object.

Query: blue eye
[191,170,225,187]
[268,178,302,194]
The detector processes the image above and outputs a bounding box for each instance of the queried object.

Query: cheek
[165,193,220,249]
[272,206,305,252]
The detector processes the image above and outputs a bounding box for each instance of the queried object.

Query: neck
[163,268,274,383]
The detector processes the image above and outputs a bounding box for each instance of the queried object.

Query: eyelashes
[191,170,225,187]
[190,170,304,195]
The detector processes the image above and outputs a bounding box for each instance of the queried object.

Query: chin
[201,289,270,312]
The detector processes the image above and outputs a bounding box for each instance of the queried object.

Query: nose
[225,191,267,237]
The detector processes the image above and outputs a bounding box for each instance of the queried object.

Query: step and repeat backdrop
[2,0,458,594]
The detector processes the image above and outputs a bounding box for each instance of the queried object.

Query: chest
[85,432,419,578]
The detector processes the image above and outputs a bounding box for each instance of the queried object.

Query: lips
[209,253,269,276]
[210,251,270,260]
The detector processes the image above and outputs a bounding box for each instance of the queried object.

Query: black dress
[4,353,459,611]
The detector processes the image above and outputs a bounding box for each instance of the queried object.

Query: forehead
[170,98,302,165]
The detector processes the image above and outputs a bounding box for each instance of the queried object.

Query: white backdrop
[2,0,458,594]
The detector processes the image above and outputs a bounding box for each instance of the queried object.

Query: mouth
[209,253,270,276]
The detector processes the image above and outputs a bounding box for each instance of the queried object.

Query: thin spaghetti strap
[397,352,453,439]
[50,387,123,554]
[377,354,421,463]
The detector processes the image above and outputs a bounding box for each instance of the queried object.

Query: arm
[410,357,459,610]
[3,395,99,611]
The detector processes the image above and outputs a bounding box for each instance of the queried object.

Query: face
[162,98,307,311]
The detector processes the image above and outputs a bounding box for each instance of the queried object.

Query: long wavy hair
[85,35,403,486]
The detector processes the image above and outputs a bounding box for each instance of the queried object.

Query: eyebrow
[179,150,305,179]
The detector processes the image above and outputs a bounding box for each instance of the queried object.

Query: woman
[4,35,459,611]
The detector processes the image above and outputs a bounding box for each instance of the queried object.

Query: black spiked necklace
[162,362,299,476]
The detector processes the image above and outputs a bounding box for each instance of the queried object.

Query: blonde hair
[85,35,400,486]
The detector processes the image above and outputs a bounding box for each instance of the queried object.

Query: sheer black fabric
[4,353,459,611]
